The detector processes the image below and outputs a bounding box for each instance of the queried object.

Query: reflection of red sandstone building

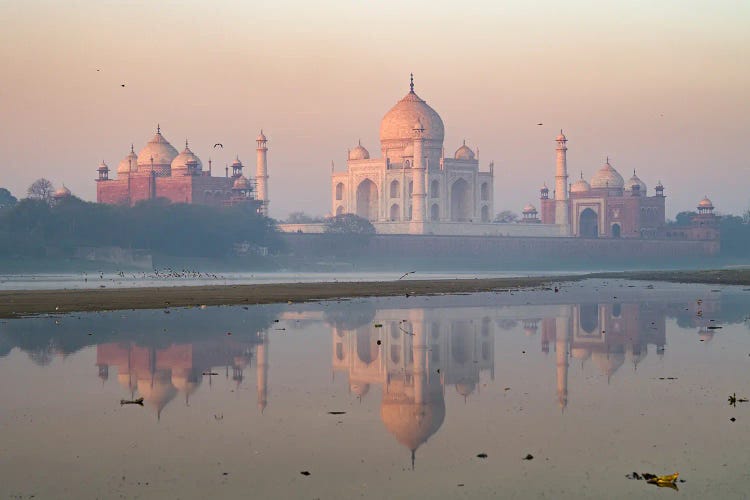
[541,301,669,410]
[96,127,269,215]
[96,334,269,419]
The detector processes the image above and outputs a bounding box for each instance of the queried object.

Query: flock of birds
[85,268,227,284]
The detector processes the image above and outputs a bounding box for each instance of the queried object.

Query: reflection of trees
[0,306,279,359]
[324,301,377,330]
[496,319,518,330]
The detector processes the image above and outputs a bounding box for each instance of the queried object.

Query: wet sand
[1,268,748,317]
[0,276,571,318]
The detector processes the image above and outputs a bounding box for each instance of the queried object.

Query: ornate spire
[410,73,414,93]
[185,139,189,149]
[130,144,134,153]
[157,124,160,134]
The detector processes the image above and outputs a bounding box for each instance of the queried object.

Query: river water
[1,280,749,499]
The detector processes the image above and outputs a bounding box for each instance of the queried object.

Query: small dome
[625,171,647,195]
[349,141,370,161]
[570,177,591,194]
[233,175,250,190]
[257,130,267,142]
[117,146,138,175]
[231,157,243,168]
[350,382,370,397]
[590,159,624,189]
[53,185,71,198]
[698,197,713,209]
[137,127,179,169]
[454,141,475,161]
[171,141,203,172]
[455,381,476,397]
[522,203,537,214]
[97,161,109,171]
[656,180,664,190]
[571,347,591,361]
[540,184,549,192]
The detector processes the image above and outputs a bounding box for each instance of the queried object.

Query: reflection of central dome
[380,88,444,145]
[381,397,445,452]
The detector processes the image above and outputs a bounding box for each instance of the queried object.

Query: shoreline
[1,269,749,318]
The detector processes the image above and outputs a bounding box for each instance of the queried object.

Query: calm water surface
[1,280,750,499]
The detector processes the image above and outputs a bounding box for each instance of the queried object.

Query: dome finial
[130,143,134,153]
[157,124,160,134]
[606,155,610,164]
[410,73,414,93]
[185,139,189,149]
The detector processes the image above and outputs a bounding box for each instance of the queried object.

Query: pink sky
[1,0,748,218]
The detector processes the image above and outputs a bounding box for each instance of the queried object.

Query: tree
[325,213,375,235]
[0,188,17,210]
[286,211,325,224]
[26,178,54,204]
[670,211,697,227]
[493,210,519,223]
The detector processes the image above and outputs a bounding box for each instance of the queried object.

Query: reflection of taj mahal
[331,307,495,466]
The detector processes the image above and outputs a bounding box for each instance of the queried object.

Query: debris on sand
[522,454,534,460]
[120,397,144,406]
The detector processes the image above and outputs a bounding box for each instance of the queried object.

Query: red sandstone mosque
[96,126,269,214]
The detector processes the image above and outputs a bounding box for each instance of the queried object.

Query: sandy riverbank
[1,268,748,318]
[0,276,574,318]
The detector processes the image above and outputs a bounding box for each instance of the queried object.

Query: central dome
[380,86,444,146]
[137,127,179,170]
[590,159,624,189]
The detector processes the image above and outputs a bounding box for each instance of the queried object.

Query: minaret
[411,118,426,232]
[555,315,569,412]
[555,131,569,231]
[256,130,269,216]
[256,332,269,413]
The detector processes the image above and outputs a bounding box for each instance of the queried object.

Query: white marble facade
[332,76,494,234]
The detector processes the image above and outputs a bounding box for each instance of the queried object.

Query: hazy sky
[1,0,748,218]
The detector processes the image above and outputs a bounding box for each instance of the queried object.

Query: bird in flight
[121,84,125,87]
[537,123,543,126]
[213,143,223,148]
[398,271,415,280]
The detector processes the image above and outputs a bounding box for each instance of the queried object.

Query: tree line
[0,180,282,259]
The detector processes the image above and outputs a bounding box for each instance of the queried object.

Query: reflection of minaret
[555,317,569,412]
[256,332,269,413]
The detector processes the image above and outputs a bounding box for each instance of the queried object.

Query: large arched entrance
[579,208,598,238]
[356,179,378,221]
[450,178,471,221]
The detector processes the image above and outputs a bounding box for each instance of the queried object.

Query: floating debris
[523,454,534,460]
[476,453,488,459]
[374,323,383,328]
[728,393,749,407]
[203,372,219,376]
[707,326,723,330]
[300,471,311,476]
[327,411,346,415]
[120,397,144,406]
